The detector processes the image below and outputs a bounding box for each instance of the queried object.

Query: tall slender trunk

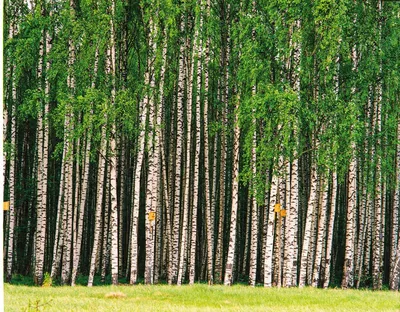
[88,125,107,286]
[312,175,328,287]
[6,17,17,283]
[390,121,400,290]
[323,171,337,288]
[154,37,167,284]
[109,0,119,285]
[372,0,383,291]
[342,151,356,289]
[170,18,186,285]
[223,89,240,286]
[34,28,46,286]
[71,47,98,286]
[249,85,258,287]
[286,157,298,287]
[129,104,145,284]
[61,146,73,285]
[60,4,76,282]
[203,0,214,284]
[129,25,150,284]
[101,169,110,283]
[299,161,318,287]
[189,14,203,285]
[178,30,193,286]
[144,16,158,285]
[215,30,229,284]
[264,173,277,287]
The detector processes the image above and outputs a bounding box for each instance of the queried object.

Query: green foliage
[42,273,52,287]
[21,299,52,312]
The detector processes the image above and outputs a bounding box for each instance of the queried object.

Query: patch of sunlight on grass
[5,283,400,311]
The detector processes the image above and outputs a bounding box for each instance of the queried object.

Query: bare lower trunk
[312,176,328,287]
[299,162,318,287]
[223,94,240,286]
[342,154,357,289]
[390,121,400,290]
[264,173,277,287]
[323,171,337,288]
[88,127,106,287]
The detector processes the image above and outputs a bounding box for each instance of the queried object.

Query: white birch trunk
[286,158,298,287]
[312,176,328,287]
[178,31,194,286]
[34,30,46,286]
[71,47,98,286]
[189,17,203,285]
[390,121,400,290]
[249,84,258,287]
[144,16,158,285]
[203,0,214,284]
[171,19,186,284]
[299,162,318,287]
[154,36,168,284]
[264,173,277,287]
[223,89,240,286]
[342,151,357,289]
[6,19,17,283]
[129,95,145,284]
[323,171,337,288]
[87,126,106,286]
[61,151,73,285]
[109,0,119,285]
[373,25,383,288]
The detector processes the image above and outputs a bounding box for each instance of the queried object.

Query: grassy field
[5,282,400,312]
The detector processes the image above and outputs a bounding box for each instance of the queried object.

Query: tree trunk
[312,175,328,287]
[34,29,46,286]
[109,0,119,285]
[144,16,158,285]
[6,17,17,283]
[189,14,203,285]
[299,162,318,287]
[342,152,357,289]
[178,28,193,286]
[264,173,277,287]
[390,120,400,290]
[323,171,337,288]
[87,124,107,286]
[223,90,240,286]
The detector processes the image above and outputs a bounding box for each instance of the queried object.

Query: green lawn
[5,283,400,312]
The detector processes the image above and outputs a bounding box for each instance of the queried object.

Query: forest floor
[5,280,400,311]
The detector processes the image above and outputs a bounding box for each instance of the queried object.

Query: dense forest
[3,0,400,289]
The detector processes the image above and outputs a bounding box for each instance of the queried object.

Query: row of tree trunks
[4,0,400,290]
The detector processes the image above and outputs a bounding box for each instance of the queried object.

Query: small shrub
[42,273,52,287]
[21,299,52,312]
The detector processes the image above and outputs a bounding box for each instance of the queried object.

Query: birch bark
[264,173,277,287]
[299,162,318,287]
[223,86,240,286]
[323,171,337,288]
[33,28,46,286]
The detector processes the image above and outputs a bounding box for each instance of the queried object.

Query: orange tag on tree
[274,203,281,212]
[148,211,156,221]
[3,201,9,211]
[280,209,287,217]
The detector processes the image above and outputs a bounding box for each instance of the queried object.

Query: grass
[5,282,400,311]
